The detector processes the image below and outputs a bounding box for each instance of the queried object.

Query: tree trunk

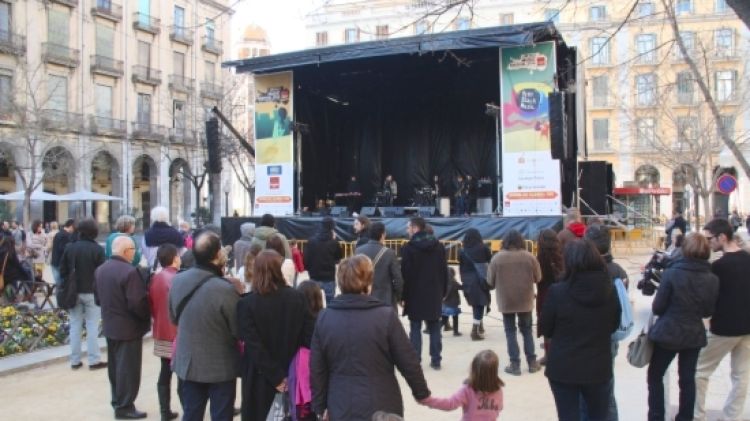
[694,190,701,230]
[23,194,31,228]
[702,192,712,226]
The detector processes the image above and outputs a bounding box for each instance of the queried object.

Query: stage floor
[222,215,562,245]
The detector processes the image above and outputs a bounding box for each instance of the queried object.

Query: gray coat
[233,222,255,271]
[169,266,240,383]
[356,240,403,306]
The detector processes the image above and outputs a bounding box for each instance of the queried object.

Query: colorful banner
[500,42,562,216]
[254,72,295,215]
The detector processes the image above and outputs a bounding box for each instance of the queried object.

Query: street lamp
[223,179,230,217]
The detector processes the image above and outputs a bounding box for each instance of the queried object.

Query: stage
[221,215,562,246]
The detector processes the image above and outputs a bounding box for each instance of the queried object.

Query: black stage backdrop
[294,49,499,209]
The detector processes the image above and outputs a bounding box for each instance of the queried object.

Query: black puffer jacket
[311,294,429,420]
[304,232,342,281]
[648,257,719,350]
[540,270,620,384]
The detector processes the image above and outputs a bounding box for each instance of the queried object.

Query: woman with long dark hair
[539,239,620,420]
[353,215,371,248]
[535,229,564,364]
[459,228,492,341]
[236,250,315,421]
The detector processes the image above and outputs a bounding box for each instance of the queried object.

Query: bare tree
[0,62,97,225]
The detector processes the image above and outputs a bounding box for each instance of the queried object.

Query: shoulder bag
[0,251,8,291]
[627,313,656,368]
[174,272,217,322]
[462,250,489,287]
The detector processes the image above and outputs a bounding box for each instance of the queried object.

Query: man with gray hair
[169,231,240,420]
[106,215,141,266]
[142,206,184,268]
[95,235,151,419]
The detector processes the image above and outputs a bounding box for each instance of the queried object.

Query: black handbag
[57,267,79,310]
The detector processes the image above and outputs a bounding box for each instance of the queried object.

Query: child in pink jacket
[420,349,504,420]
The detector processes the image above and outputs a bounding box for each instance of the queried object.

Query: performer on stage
[455,174,469,216]
[433,175,441,209]
[347,175,361,195]
[346,176,362,213]
[383,174,397,206]
[466,174,477,215]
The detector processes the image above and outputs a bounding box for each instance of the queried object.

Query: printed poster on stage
[500,42,562,216]
[254,72,294,215]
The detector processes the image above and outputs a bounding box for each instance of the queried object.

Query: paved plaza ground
[0,247,748,420]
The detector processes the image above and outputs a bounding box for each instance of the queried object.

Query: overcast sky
[231,0,311,56]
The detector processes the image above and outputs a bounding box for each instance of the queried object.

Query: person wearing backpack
[355,222,403,308]
[647,233,719,421]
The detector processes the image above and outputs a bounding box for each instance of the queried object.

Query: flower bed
[0,306,71,357]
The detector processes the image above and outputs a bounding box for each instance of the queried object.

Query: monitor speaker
[360,206,377,217]
[205,118,222,173]
[329,206,348,217]
[418,207,435,217]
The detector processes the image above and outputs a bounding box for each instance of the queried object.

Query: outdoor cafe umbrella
[0,190,64,201]
[57,191,124,202]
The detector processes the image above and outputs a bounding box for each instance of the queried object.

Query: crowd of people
[1,205,749,421]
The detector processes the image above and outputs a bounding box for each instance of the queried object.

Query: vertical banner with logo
[500,42,562,216]
[254,72,294,215]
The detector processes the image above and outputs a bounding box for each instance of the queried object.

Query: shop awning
[614,187,671,196]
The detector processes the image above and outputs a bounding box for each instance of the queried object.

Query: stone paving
[0,247,748,420]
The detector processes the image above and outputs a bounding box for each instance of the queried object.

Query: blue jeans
[69,293,102,365]
[313,280,335,304]
[50,266,62,286]
[550,379,612,421]
[409,319,442,365]
[503,312,536,365]
[472,305,485,322]
[648,344,700,421]
[179,379,236,421]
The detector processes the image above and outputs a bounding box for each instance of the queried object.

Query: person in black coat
[59,218,106,369]
[352,215,370,248]
[459,228,492,341]
[311,255,430,420]
[401,217,449,369]
[647,233,719,421]
[535,229,564,363]
[0,236,33,303]
[50,219,75,286]
[237,250,315,421]
[539,239,620,421]
[303,217,343,303]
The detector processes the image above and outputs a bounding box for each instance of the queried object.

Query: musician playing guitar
[455,174,469,216]
[383,174,397,206]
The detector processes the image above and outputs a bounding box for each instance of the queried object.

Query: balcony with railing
[91,55,124,78]
[89,115,126,137]
[133,12,160,35]
[200,81,222,100]
[170,26,193,45]
[168,75,194,93]
[201,35,222,55]
[42,42,80,68]
[0,30,25,56]
[91,1,122,22]
[169,127,196,144]
[46,0,78,8]
[131,65,161,86]
[40,109,84,132]
[131,122,166,141]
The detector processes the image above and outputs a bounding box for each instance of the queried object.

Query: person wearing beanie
[251,214,291,258]
[304,217,343,303]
